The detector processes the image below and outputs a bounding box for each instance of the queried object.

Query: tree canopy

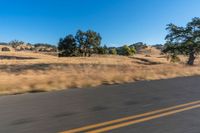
[75,30,101,56]
[58,35,78,57]
[58,29,139,57]
[117,45,136,56]
[59,30,102,57]
[163,17,200,65]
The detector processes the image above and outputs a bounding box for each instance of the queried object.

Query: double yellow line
[60,100,200,133]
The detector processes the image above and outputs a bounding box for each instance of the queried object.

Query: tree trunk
[88,51,91,57]
[84,47,87,57]
[187,51,195,65]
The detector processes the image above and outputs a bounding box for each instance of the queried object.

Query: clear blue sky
[0,0,200,46]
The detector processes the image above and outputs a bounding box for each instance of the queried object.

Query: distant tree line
[0,37,152,57]
[0,40,57,52]
[2,17,200,66]
[58,29,137,57]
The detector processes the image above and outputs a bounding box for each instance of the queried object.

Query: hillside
[0,42,57,52]
[137,46,161,55]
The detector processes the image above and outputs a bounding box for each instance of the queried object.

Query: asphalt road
[1,76,200,133]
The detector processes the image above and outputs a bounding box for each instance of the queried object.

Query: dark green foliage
[98,45,109,54]
[57,29,146,57]
[129,46,137,55]
[58,35,78,57]
[163,17,200,65]
[34,43,57,49]
[117,45,136,56]
[58,30,102,57]
[109,48,117,55]
[9,40,24,48]
[75,30,102,57]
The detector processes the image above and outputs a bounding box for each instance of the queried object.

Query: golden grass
[0,51,200,95]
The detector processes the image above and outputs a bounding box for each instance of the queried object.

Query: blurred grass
[0,51,200,95]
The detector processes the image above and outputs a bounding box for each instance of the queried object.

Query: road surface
[0,76,200,133]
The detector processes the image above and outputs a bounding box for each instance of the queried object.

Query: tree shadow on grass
[0,55,38,60]
[0,63,126,73]
[0,63,57,73]
[129,57,162,65]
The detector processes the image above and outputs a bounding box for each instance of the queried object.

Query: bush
[117,45,136,56]
[109,48,117,55]
[97,45,109,54]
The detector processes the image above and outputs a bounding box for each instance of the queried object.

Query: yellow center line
[87,104,200,133]
[60,100,200,133]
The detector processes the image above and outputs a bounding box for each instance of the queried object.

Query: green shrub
[117,45,136,56]
[109,48,117,55]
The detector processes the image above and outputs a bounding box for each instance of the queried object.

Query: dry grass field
[0,51,200,95]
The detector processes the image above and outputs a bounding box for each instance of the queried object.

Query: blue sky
[0,0,200,46]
